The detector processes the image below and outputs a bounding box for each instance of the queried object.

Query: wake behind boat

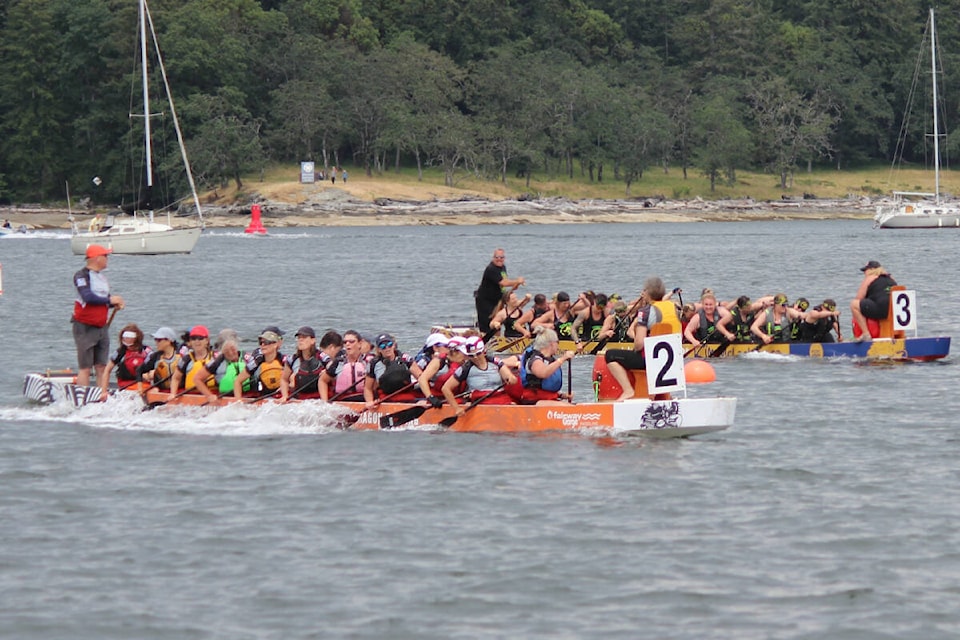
[875,9,960,229]
[71,0,204,255]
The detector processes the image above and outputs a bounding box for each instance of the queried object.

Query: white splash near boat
[71,0,203,255]
[875,9,960,230]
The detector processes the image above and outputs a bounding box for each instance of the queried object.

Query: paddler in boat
[751,293,804,344]
[489,291,532,339]
[850,260,897,342]
[602,277,680,402]
[280,326,331,400]
[597,299,634,344]
[514,293,550,334]
[440,337,516,412]
[364,334,423,407]
[683,292,736,348]
[101,323,151,397]
[234,327,287,400]
[166,325,215,400]
[505,327,575,405]
[138,327,181,391]
[798,299,843,343]
[530,291,577,341]
[423,337,471,408]
[571,292,609,352]
[722,296,761,344]
[415,333,458,401]
[320,330,368,401]
[193,330,248,402]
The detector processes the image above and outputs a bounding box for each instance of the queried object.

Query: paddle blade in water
[438,415,458,428]
[380,405,427,429]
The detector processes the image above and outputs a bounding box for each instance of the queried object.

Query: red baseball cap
[85,244,112,258]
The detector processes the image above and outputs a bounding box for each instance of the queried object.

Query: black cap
[860,260,882,272]
[261,325,285,336]
[376,333,395,347]
[556,291,570,302]
[295,326,315,338]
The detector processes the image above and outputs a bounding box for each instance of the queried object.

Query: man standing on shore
[475,248,525,333]
[72,245,124,388]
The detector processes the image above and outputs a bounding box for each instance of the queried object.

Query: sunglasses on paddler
[378,340,395,349]
[259,339,277,345]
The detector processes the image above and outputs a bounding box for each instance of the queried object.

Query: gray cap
[152,327,178,342]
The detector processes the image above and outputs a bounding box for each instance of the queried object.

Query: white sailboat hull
[71,222,201,255]
[874,201,960,229]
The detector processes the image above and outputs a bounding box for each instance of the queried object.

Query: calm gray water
[1,220,959,639]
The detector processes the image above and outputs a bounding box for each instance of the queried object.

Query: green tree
[691,91,752,191]
[184,89,264,189]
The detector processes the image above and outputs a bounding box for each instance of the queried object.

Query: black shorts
[859,298,888,320]
[604,348,645,370]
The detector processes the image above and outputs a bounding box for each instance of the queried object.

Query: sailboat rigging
[70,0,204,254]
[875,9,960,229]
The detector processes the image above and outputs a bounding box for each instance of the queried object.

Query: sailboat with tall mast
[70,0,204,254]
[875,8,960,229]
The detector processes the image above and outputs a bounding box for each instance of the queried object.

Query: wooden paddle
[340,381,418,426]
[143,384,205,410]
[138,374,173,405]
[438,382,507,429]
[379,391,474,429]
[708,337,732,358]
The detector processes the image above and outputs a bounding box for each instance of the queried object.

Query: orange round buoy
[684,359,716,384]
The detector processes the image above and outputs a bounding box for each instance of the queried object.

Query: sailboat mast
[930,8,941,203]
[139,0,153,194]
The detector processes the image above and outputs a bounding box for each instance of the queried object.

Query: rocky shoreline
[0,189,878,229]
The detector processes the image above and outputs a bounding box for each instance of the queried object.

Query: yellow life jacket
[652,300,682,335]
[154,352,181,390]
[258,358,283,391]
[184,351,216,390]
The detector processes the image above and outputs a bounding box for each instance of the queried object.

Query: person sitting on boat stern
[505,327,575,405]
[364,334,422,407]
[167,325,216,400]
[440,337,516,412]
[72,244,125,389]
[798,299,843,343]
[102,323,151,397]
[138,326,181,391]
[234,327,287,400]
[683,292,736,348]
[751,293,804,344]
[193,330,247,402]
[851,260,897,341]
[602,277,681,402]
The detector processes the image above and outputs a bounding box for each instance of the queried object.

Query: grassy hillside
[208,163,960,205]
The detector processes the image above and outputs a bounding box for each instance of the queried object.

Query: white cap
[424,333,449,348]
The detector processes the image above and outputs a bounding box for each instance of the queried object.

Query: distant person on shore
[851,260,897,341]
[475,249,525,333]
[341,169,348,183]
[71,245,124,389]
[330,166,337,184]
[2,219,10,229]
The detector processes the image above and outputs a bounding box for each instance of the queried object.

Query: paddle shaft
[586,294,647,355]
[342,381,418,425]
[439,383,507,428]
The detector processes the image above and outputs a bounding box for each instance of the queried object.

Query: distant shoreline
[0,192,876,229]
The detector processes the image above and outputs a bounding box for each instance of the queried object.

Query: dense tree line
[0,0,957,203]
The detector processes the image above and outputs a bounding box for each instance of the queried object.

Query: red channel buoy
[244,204,267,234]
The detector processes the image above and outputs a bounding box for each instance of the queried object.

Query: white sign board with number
[644,334,686,395]
[892,289,917,333]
